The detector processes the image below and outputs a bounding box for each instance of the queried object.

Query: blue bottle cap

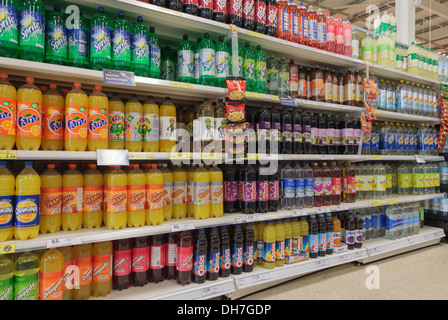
[25,161,33,167]
[0,161,6,166]
[150,26,155,33]
[98,6,105,12]
[54,4,61,11]
[137,16,143,22]
[118,11,124,17]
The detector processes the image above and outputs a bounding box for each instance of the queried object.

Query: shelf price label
[129,152,154,160]
[0,151,17,159]
[237,272,271,288]
[414,155,426,163]
[46,236,82,249]
[245,30,265,39]
[171,222,195,232]
[370,201,383,207]
[292,210,307,217]
[170,81,194,89]
[387,199,398,205]
[97,149,129,166]
[0,243,15,254]
[371,155,383,160]
[336,205,349,212]
[314,259,330,268]
[201,285,224,298]
[103,69,135,86]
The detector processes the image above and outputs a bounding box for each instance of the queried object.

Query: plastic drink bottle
[198,33,216,86]
[215,36,229,88]
[254,45,267,94]
[146,164,164,226]
[0,0,19,58]
[255,222,265,265]
[172,164,187,219]
[0,161,13,242]
[287,0,299,43]
[177,34,195,84]
[0,74,16,150]
[87,85,108,151]
[160,46,175,81]
[131,16,149,77]
[41,83,64,151]
[316,8,326,51]
[219,225,231,276]
[124,95,143,152]
[126,164,145,228]
[45,4,68,66]
[230,224,244,275]
[0,254,14,300]
[40,163,62,234]
[274,220,285,267]
[57,246,73,300]
[19,0,45,62]
[83,164,103,229]
[242,42,255,92]
[108,93,125,150]
[187,164,196,217]
[176,230,193,285]
[106,166,127,230]
[276,0,289,40]
[67,9,89,69]
[160,163,173,221]
[262,220,276,269]
[228,0,243,27]
[39,248,64,300]
[308,215,318,258]
[16,77,42,151]
[317,213,327,257]
[65,82,88,152]
[265,0,277,36]
[131,236,149,286]
[243,223,255,272]
[213,0,228,23]
[159,97,177,153]
[308,5,318,48]
[148,26,161,79]
[72,243,92,300]
[283,219,292,262]
[90,7,112,71]
[242,0,255,30]
[256,165,269,213]
[112,11,131,71]
[193,229,207,284]
[254,0,266,34]
[240,164,257,214]
[291,217,301,257]
[142,96,159,152]
[342,18,352,57]
[112,238,132,290]
[193,163,210,220]
[209,164,223,218]
[149,235,164,283]
[61,164,83,232]
[207,227,220,280]
[92,241,113,297]
[334,15,344,55]
[13,251,39,300]
[184,0,199,17]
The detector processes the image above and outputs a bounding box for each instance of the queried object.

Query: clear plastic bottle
[303,162,314,208]
[280,162,295,210]
[293,162,304,209]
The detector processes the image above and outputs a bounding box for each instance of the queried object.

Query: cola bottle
[243,223,255,272]
[240,163,257,214]
[113,239,132,291]
[228,0,243,27]
[131,236,149,287]
[213,0,228,22]
[199,0,213,19]
[176,230,194,285]
[265,0,277,36]
[231,224,244,275]
[152,0,167,7]
[224,166,239,213]
[169,0,184,11]
[184,0,199,16]
[254,0,266,34]
[193,229,208,283]
[256,165,269,213]
[149,234,165,283]
[165,233,177,280]
[219,226,231,277]
[242,0,255,30]
[207,227,221,281]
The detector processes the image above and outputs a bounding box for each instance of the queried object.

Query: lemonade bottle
[0,161,14,242]
[18,0,45,62]
[125,94,144,152]
[300,216,309,253]
[256,221,266,265]
[106,166,127,230]
[16,77,42,151]
[283,218,293,263]
[92,241,113,297]
[160,163,173,221]
[291,217,301,257]
[0,254,14,300]
[108,93,125,149]
[40,163,62,234]
[65,82,88,152]
[209,164,223,218]
[262,220,276,269]
[42,83,64,151]
[172,164,187,219]
[13,251,39,300]
[127,164,146,228]
[83,164,103,229]
[274,219,285,267]
[14,161,40,241]
[193,163,210,220]
[88,85,109,151]
[61,164,83,232]
[39,248,64,300]
[146,163,164,226]
[143,96,159,153]
[58,245,73,300]
[0,73,17,150]
[159,97,177,153]
[72,243,92,300]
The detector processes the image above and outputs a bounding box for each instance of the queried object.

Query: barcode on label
[77,188,83,212]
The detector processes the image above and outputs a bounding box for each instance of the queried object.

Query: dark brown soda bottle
[149,234,165,283]
[342,162,356,203]
[330,162,342,206]
[177,230,194,285]
[113,239,132,291]
[346,213,356,250]
[131,236,149,287]
[165,233,177,280]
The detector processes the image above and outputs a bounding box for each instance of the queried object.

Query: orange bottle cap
[47,164,57,169]
[94,85,102,90]
[26,77,34,83]
[88,163,97,168]
[49,83,57,89]
[0,73,8,79]
[152,164,157,168]
[129,164,139,168]
[74,82,81,87]
[67,164,77,169]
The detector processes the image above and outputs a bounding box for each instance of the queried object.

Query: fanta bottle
[172,164,187,219]
[65,82,88,152]
[92,241,113,297]
[72,243,92,300]
[124,94,143,152]
[143,96,159,153]
[16,77,42,151]
[159,97,177,153]
[160,163,173,221]
[42,84,64,151]
[276,0,289,40]
[106,166,127,230]
[61,164,83,232]
[83,164,103,229]
[14,161,40,241]
[0,74,16,150]
[88,85,109,151]
[39,248,64,300]
[193,163,210,220]
[40,163,62,234]
[0,161,14,242]
[262,220,276,269]
[274,219,285,267]
[187,164,196,217]
[209,164,223,218]
[58,245,73,300]
[13,251,39,300]
[127,164,146,228]
[108,93,125,149]
[146,163,164,226]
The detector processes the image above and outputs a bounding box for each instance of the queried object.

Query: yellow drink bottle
[58,245,73,300]
[146,164,164,226]
[108,93,125,150]
[92,241,113,297]
[283,218,292,263]
[65,82,88,151]
[61,164,83,232]
[14,161,40,241]
[300,216,309,253]
[187,164,196,217]
[0,73,17,150]
[274,220,285,267]
[40,163,62,234]
[291,217,302,257]
[172,164,187,219]
[262,220,276,269]
[83,164,103,229]
[106,166,128,230]
[256,221,266,265]
[102,166,112,228]
[127,164,146,228]
[193,163,210,220]
[208,164,223,218]
[143,96,159,152]
[159,97,177,153]
[0,254,14,300]
[0,161,14,242]
[88,85,109,151]
[39,248,64,300]
[42,83,64,151]
[160,163,173,221]
[72,243,92,300]
[16,77,42,151]
[13,251,39,300]
[124,94,143,152]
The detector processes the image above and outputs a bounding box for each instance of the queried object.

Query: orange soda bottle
[92,241,113,297]
[42,83,64,151]
[65,82,88,151]
[0,160,14,242]
[146,163,164,226]
[61,164,84,232]
[276,0,289,40]
[209,164,223,218]
[40,163,62,234]
[72,243,92,300]
[127,164,146,228]
[88,85,109,151]
[172,164,187,219]
[0,73,16,150]
[58,245,74,300]
[106,166,128,230]
[39,248,64,300]
[83,164,103,229]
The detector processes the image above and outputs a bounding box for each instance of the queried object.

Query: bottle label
[88,105,108,141]
[108,111,124,142]
[346,229,355,245]
[90,25,111,59]
[0,4,18,45]
[177,49,194,78]
[200,48,216,77]
[309,234,318,253]
[127,184,146,211]
[62,186,83,215]
[323,177,332,196]
[161,59,175,81]
[132,33,149,66]
[314,177,323,196]
[275,240,285,261]
[0,97,16,136]
[216,51,229,78]
[14,273,38,300]
[74,256,92,286]
[69,25,89,61]
[266,4,277,26]
[0,276,13,300]
[374,175,386,192]
[294,178,304,198]
[166,242,176,267]
[14,194,39,228]
[318,232,326,252]
[268,180,279,201]
[281,179,295,199]
[257,180,269,202]
[150,43,161,74]
[42,106,63,140]
[210,181,223,204]
[163,182,173,207]
[327,232,334,250]
[301,234,309,252]
[17,101,41,138]
[255,0,266,23]
[333,231,341,247]
[147,184,164,210]
[106,185,127,213]
[41,187,62,216]
[225,181,238,202]
[143,113,159,143]
[150,245,165,269]
[232,245,243,269]
[160,116,177,142]
[242,181,257,202]
[93,254,112,283]
[46,23,67,59]
[243,57,255,80]
[65,105,87,140]
[113,249,132,276]
[214,0,227,13]
[305,178,314,197]
[220,246,231,270]
[19,10,44,49]
[83,185,103,213]
[205,250,219,274]
[193,251,207,277]
[124,112,145,142]
[243,243,254,266]
[177,246,193,272]
[343,176,356,194]
[0,195,13,229]
[215,117,227,141]
[194,181,210,205]
[332,177,342,195]
[196,116,215,142]
[173,181,187,205]
[263,241,275,263]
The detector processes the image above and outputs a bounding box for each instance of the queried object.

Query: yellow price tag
[229,24,239,36]
[202,153,223,160]
[245,92,264,99]
[170,81,194,89]
[0,151,17,160]
[387,199,398,205]
[170,152,191,160]
[375,109,382,114]
[371,155,383,160]
[247,154,258,160]
[371,201,383,207]
[129,152,154,160]
[245,30,265,39]
[0,243,15,254]
[271,95,280,101]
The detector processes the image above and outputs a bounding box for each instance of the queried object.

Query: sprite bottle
[177,34,194,83]
[45,4,68,65]
[67,9,89,69]
[161,46,175,80]
[19,0,45,62]
[90,7,111,71]
[112,11,131,71]
[0,0,19,58]
[148,26,161,79]
[267,55,279,95]
[131,16,149,77]
[242,42,255,92]
[193,37,201,84]
[199,33,216,86]
[254,45,266,93]
[215,35,229,88]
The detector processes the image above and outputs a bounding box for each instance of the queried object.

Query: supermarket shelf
[374,109,441,124]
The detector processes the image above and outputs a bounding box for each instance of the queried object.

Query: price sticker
[0,243,15,254]
[169,152,192,160]
[414,155,426,164]
[292,210,307,217]
[338,253,352,263]
[245,30,265,39]
[271,95,280,101]
[245,92,264,99]
[97,149,129,166]
[317,207,331,214]
[371,155,383,160]
[336,205,349,212]
[387,199,398,205]
[201,285,224,298]
[46,236,82,248]
[368,247,383,255]
[315,259,330,268]
[0,151,17,159]
[129,152,154,160]
[170,81,194,89]
[171,222,195,232]
[370,201,383,207]
[321,155,335,160]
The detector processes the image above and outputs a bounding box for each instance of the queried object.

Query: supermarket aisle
[240,241,448,300]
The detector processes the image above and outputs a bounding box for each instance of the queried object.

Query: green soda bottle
[199,33,216,86]
[131,16,149,77]
[230,43,243,77]
[254,45,266,94]
[267,55,279,95]
[90,7,111,71]
[67,9,89,69]
[193,37,201,84]
[19,0,45,62]
[148,26,161,79]
[14,251,39,300]
[45,4,67,65]
[242,42,255,92]
[0,0,19,58]
[0,254,14,300]
[215,36,229,88]
[176,34,194,83]
[112,11,131,71]
[160,46,175,80]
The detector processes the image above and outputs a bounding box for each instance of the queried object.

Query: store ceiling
[302,0,448,54]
